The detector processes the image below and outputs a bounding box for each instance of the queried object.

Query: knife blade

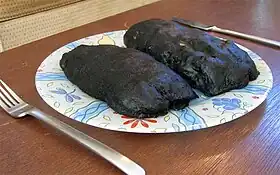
[172,17,215,31]
[172,17,280,49]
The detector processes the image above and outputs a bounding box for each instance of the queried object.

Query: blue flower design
[104,31,115,36]
[65,41,81,50]
[171,107,207,131]
[36,72,67,81]
[232,85,269,95]
[212,98,241,110]
[50,88,81,103]
[70,101,109,123]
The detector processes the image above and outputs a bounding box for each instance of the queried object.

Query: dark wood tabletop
[1,0,280,174]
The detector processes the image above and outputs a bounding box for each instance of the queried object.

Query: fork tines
[0,80,22,108]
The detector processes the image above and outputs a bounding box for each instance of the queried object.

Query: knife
[172,17,280,49]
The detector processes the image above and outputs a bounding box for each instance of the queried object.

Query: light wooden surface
[0,0,280,174]
[0,0,159,51]
[0,0,83,22]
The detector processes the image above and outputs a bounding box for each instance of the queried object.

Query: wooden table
[1,0,280,174]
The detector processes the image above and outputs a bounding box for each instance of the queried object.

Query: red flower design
[252,96,260,99]
[121,115,157,128]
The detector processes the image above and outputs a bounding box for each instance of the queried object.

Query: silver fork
[0,80,145,175]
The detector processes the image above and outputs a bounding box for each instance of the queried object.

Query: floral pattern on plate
[35,30,273,133]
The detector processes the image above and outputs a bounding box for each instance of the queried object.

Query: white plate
[35,30,273,133]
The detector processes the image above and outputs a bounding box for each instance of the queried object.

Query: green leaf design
[98,123,109,127]
[64,107,74,114]
[103,115,111,121]
[47,82,54,87]
[42,94,54,98]
[164,115,170,122]
[220,118,226,123]
[81,95,90,98]
[233,93,243,98]
[152,128,167,133]
[172,123,180,132]
[61,83,70,88]
[243,102,253,107]
[54,102,60,108]
[52,68,62,71]
[73,102,84,106]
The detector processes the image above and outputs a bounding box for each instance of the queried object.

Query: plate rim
[34,29,274,134]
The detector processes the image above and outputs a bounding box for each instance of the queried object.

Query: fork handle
[28,108,145,175]
[211,26,280,48]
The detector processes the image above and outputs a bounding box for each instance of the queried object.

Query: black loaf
[124,19,260,96]
[60,45,198,118]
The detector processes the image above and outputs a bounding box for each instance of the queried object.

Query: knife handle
[212,26,280,48]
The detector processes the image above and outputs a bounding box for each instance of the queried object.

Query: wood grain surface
[0,0,280,174]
